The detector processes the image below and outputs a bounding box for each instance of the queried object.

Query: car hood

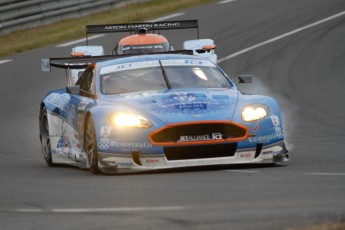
[104,88,239,123]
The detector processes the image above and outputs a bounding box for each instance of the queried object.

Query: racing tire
[85,116,101,174]
[40,106,54,166]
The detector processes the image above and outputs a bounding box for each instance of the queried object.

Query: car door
[59,65,97,163]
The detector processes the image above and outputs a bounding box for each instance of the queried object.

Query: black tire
[40,106,54,166]
[85,116,101,174]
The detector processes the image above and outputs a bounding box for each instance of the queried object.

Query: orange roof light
[202,45,216,51]
[71,52,85,57]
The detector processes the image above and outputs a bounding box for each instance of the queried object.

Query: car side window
[76,66,95,98]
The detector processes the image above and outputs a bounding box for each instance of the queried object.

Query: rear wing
[41,50,194,72]
[85,20,199,45]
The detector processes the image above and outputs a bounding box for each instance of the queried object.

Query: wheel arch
[39,102,47,143]
[83,111,95,150]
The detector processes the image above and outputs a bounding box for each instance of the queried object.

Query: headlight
[110,113,152,128]
[241,105,269,122]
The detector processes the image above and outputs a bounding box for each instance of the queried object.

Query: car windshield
[100,59,232,95]
[117,42,170,55]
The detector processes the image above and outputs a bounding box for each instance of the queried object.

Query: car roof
[118,33,169,46]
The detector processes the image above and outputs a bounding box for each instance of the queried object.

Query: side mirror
[66,85,80,94]
[237,75,253,85]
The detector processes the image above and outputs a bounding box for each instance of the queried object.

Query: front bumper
[97,141,288,173]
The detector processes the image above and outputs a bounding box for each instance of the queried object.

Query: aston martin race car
[68,46,104,85]
[183,39,217,63]
[39,51,288,174]
[68,20,218,86]
[85,20,217,61]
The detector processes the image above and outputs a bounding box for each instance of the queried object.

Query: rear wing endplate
[85,20,199,45]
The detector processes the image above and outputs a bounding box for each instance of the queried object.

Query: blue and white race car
[39,51,288,174]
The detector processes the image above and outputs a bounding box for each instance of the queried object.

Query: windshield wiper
[159,60,171,89]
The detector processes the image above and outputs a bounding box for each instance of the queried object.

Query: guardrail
[0,0,148,34]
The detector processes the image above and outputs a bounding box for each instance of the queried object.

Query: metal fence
[0,0,148,34]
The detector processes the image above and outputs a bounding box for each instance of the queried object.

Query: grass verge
[290,222,345,230]
[0,0,214,57]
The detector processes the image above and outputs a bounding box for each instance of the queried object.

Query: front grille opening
[151,123,247,143]
[164,143,237,161]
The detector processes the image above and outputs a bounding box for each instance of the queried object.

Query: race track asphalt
[1,0,345,229]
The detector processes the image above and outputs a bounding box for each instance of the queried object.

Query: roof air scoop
[137,28,148,34]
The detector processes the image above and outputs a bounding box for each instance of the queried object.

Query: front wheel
[85,116,101,174]
[40,107,54,166]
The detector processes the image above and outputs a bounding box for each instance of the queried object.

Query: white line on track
[218,0,238,4]
[15,208,43,213]
[13,206,186,214]
[307,173,345,176]
[224,170,260,173]
[56,34,105,47]
[148,12,185,22]
[217,10,345,63]
[0,60,12,65]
